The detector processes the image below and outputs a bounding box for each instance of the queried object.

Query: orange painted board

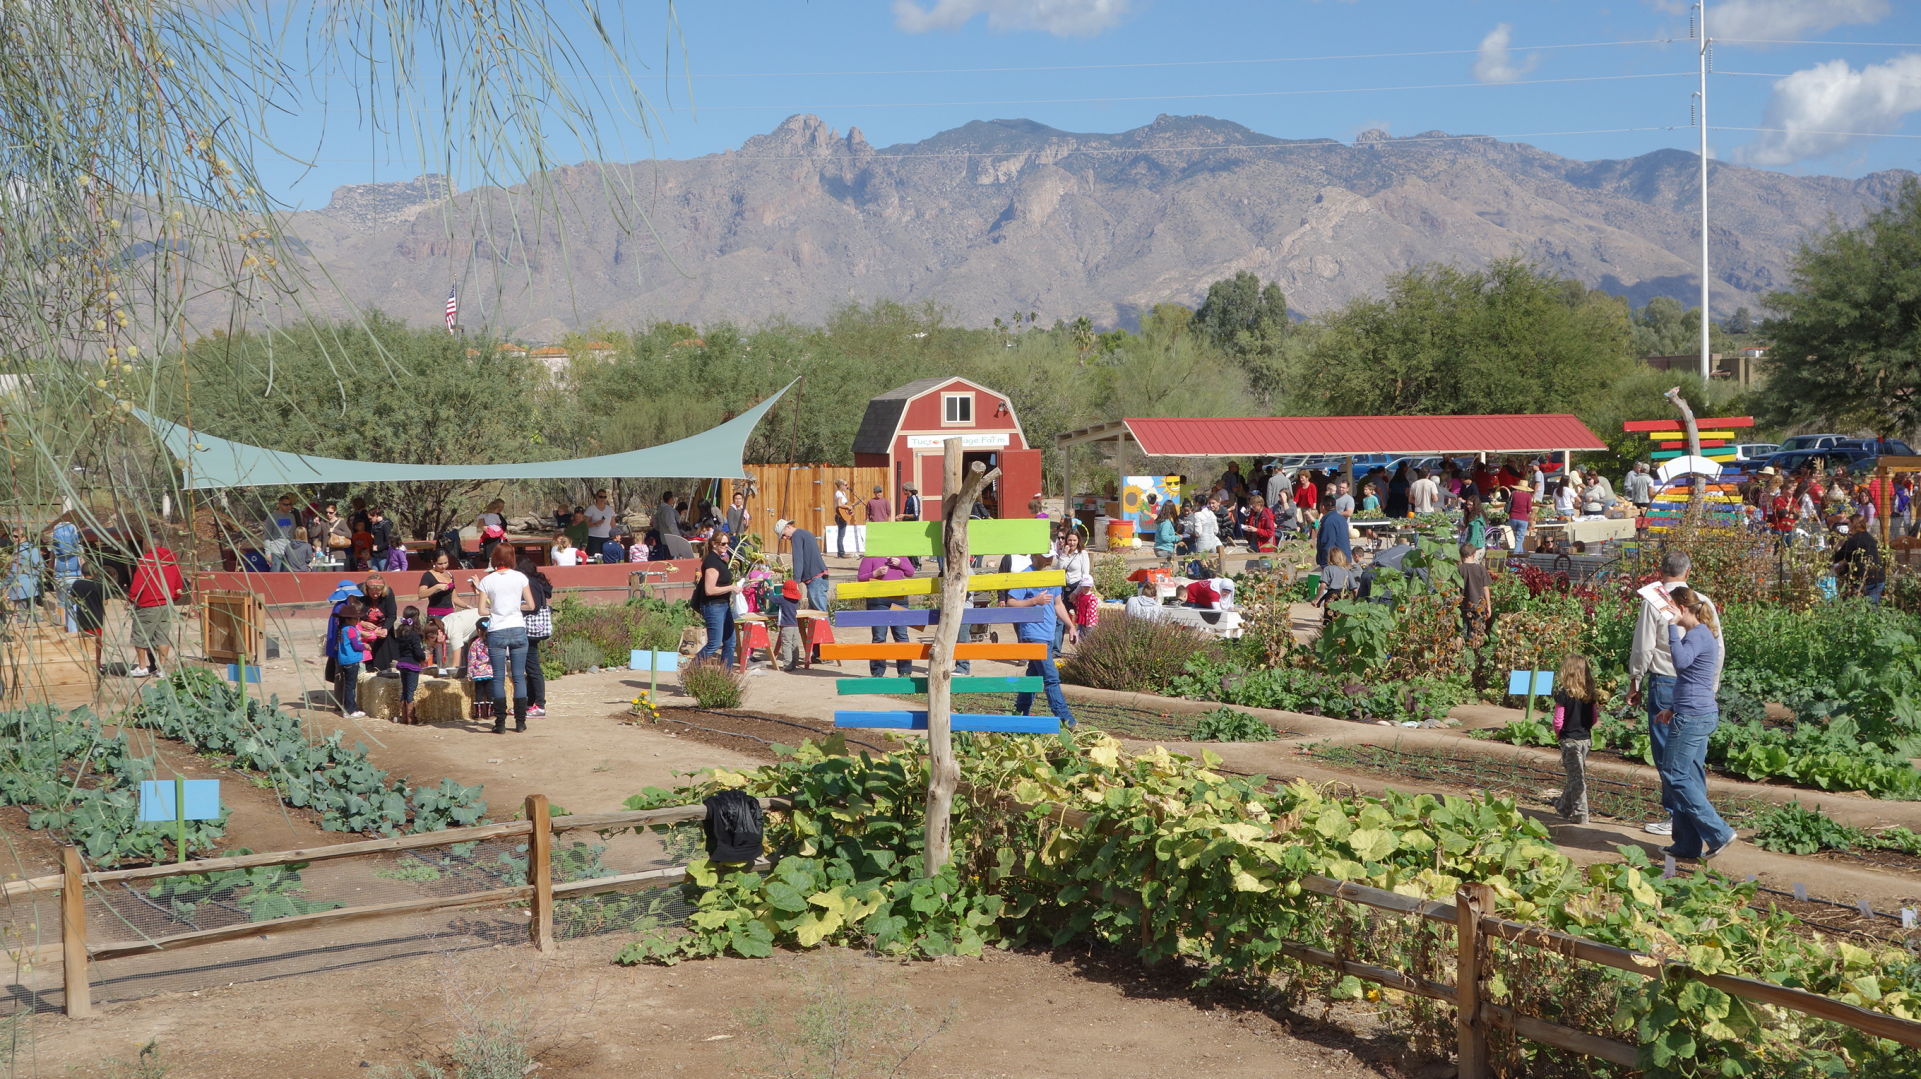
[818,642,1047,662]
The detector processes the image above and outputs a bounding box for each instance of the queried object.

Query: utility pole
[1695,0,1712,384]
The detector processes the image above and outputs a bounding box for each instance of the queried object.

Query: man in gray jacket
[1626,549,1722,836]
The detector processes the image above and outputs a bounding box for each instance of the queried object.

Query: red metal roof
[1122,414,1606,457]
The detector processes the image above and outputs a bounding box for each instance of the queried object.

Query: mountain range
[252,114,1913,339]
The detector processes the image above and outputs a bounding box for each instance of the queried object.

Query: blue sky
[258,0,1921,208]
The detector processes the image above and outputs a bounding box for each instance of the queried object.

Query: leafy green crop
[131,669,487,835]
[1190,707,1277,742]
[0,705,227,866]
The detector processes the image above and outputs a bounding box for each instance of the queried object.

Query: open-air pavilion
[1054,412,1609,513]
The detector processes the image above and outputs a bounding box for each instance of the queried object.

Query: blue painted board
[225,664,261,683]
[834,710,1061,734]
[831,606,1045,629]
[138,780,222,822]
[629,649,683,671]
[1505,670,1555,696]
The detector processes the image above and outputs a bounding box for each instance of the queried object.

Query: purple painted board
[833,710,1061,734]
[831,606,1045,629]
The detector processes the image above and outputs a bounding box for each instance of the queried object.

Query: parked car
[1760,448,1876,476]
[1730,442,1780,461]
[1835,437,1915,457]
[1778,433,1850,452]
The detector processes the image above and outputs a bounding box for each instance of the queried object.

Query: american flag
[443,283,458,334]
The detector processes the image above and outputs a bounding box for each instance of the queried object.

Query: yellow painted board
[833,569,1065,600]
[863,518,1052,557]
[1648,430,1736,441]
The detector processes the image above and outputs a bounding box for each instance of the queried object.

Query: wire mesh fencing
[0,800,749,1015]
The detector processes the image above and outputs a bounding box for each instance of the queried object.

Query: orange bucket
[1105,520,1136,549]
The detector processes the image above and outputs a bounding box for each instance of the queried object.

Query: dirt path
[33,940,1403,1079]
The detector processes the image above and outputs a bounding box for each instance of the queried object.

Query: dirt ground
[35,941,1403,1079]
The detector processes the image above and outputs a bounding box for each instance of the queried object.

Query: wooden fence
[744,464,888,545]
[17,793,1921,1078]
[9,796,784,1019]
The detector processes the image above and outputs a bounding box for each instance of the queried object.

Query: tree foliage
[1287,258,1634,417]
[1761,180,1921,437]
[154,314,545,539]
[1193,271,1292,406]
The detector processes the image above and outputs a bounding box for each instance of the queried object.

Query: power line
[1716,38,1921,49]
[1714,125,1921,140]
[666,72,1694,113]
[683,39,1676,80]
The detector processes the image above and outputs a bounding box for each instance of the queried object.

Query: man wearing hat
[1003,546,1077,726]
[775,518,832,615]
[899,481,922,523]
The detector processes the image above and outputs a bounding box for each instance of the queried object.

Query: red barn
[852,377,1040,516]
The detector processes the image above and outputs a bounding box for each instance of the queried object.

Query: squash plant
[620,732,1921,1077]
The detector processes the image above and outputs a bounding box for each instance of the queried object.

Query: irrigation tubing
[669,709,892,756]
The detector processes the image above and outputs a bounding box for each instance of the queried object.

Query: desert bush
[1061,615,1221,693]
[545,637,604,678]
[1091,552,1132,600]
[682,661,745,709]
[544,596,696,674]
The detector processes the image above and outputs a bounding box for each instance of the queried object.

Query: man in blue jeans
[1626,550,1720,837]
[1005,548,1077,727]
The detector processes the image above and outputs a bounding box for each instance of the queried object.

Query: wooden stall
[200,589,265,663]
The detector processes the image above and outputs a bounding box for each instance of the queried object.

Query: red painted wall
[197,558,699,608]
[890,380,1027,448]
[996,449,1043,520]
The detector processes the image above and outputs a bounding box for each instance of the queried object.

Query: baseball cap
[774,518,791,534]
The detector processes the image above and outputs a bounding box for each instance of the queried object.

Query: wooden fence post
[525,794,553,953]
[1456,882,1493,1079]
[61,846,91,1017]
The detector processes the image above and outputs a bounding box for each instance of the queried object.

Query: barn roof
[852,377,968,455]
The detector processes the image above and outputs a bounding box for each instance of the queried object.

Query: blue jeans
[1644,674,1677,816]
[485,626,530,706]
[866,599,910,677]
[1657,712,1733,857]
[805,576,831,615]
[697,600,737,668]
[1510,520,1529,552]
[336,662,361,713]
[1013,638,1075,726]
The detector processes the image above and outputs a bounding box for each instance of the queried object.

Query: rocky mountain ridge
[243,114,1912,338]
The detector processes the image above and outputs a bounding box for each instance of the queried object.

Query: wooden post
[1663,387,1707,509]
[1456,881,1492,1079]
[525,794,554,952]
[924,440,999,877]
[61,846,91,1017]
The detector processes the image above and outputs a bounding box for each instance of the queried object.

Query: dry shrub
[1616,515,1822,608]
[681,661,745,709]
[1062,614,1222,693]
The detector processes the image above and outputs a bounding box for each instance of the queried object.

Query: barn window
[942,393,973,425]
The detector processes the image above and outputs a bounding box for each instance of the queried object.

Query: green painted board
[835,676,1044,695]
[1651,447,1735,460]
[864,518,1052,557]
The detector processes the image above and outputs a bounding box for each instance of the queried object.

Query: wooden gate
[742,464,888,542]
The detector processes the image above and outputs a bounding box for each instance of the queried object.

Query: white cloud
[1658,0,1891,40]
[892,0,1130,36]
[1737,53,1921,166]
[1472,23,1537,84]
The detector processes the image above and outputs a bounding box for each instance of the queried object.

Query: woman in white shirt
[550,532,583,567]
[1055,528,1091,592]
[470,545,535,733]
[1190,499,1222,553]
[475,498,508,568]
[1553,479,1578,517]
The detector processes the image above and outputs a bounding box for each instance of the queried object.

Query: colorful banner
[1121,475,1183,528]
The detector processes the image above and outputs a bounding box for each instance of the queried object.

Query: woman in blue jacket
[1657,587,1735,861]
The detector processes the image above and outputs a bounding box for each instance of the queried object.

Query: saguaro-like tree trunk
[1663,386,1706,511]
[924,439,998,877]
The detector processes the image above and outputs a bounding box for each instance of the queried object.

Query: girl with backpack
[334,597,369,718]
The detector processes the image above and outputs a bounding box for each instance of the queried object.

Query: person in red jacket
[128,537,186,677]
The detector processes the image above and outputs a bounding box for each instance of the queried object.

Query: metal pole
[1697,0,1712,383]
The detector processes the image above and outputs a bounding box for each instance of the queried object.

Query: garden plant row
[619,731,1921,1077]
